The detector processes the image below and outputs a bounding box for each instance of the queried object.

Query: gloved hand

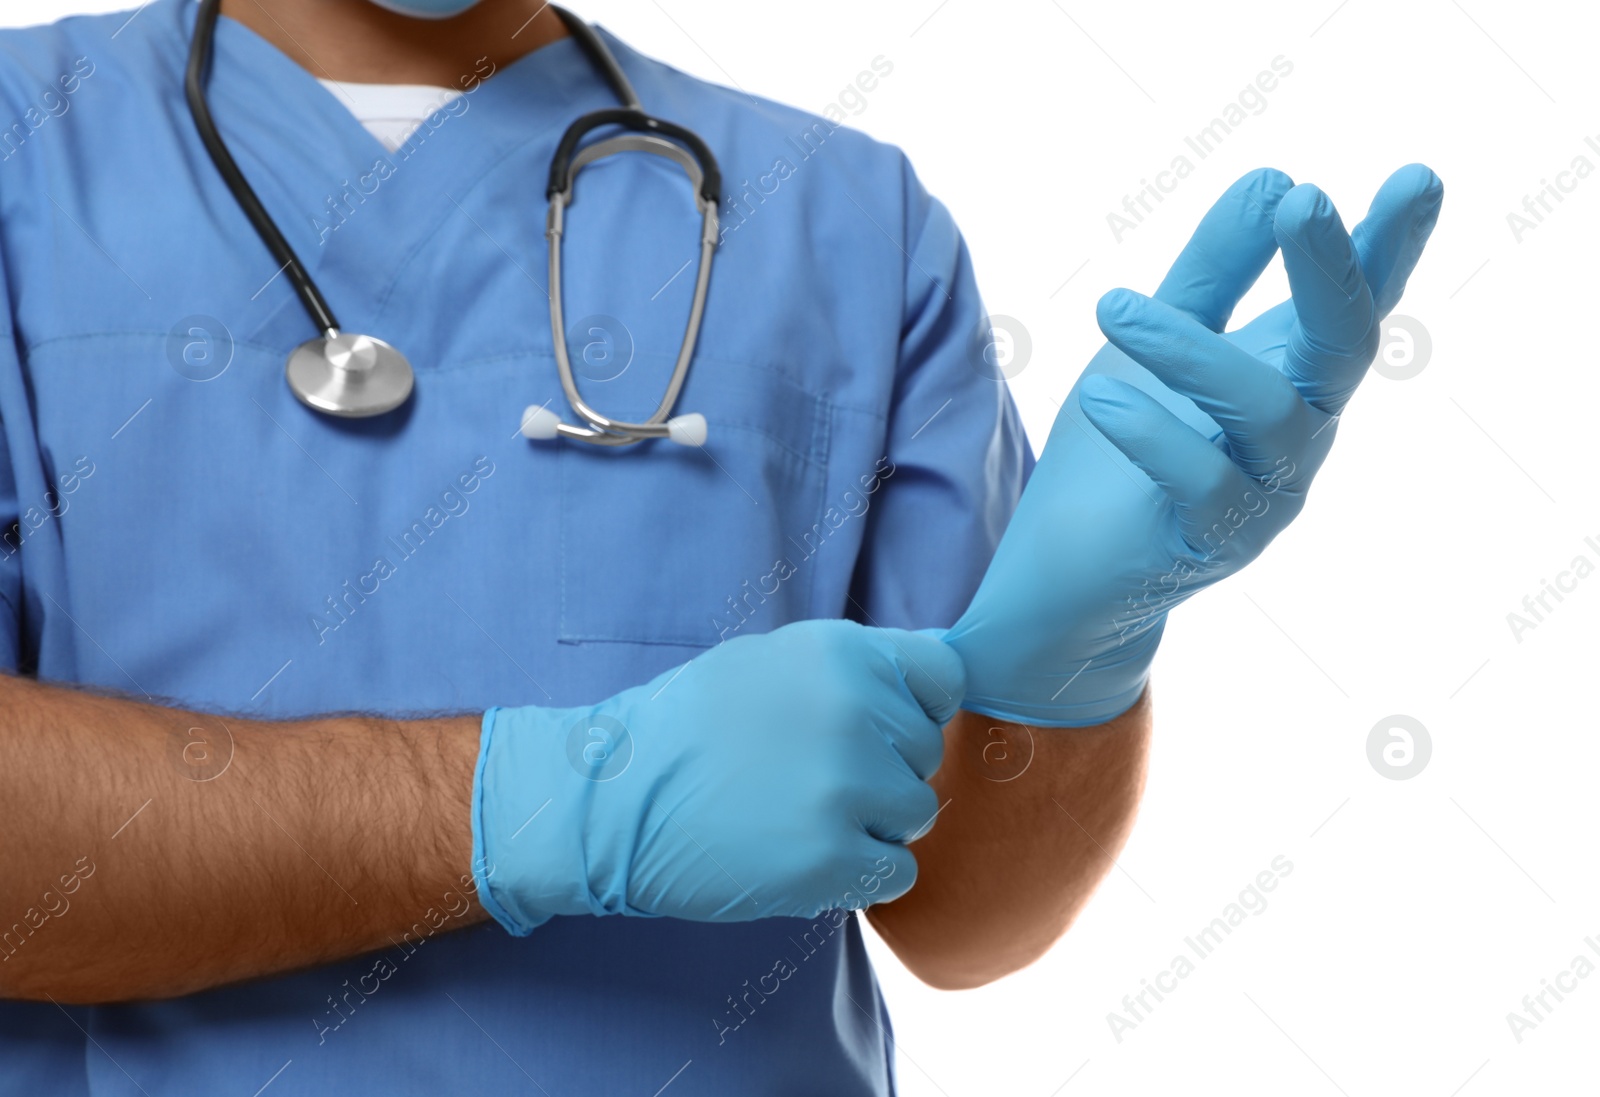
[944,164,1444,727]
[471,619,964,933]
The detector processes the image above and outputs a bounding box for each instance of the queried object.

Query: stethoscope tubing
[185,0,339,339]
[183,0,719,441]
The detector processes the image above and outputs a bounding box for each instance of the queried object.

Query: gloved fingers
[851,838,919,904]
[1096,288,1315,479]
[877,627,967,728]
[1273,183,1377,415]
[857,766,941,845]
[1078,374,1255,551]
[1349,163,1445,318]
[852,630,959,779]
[1152,167,1293,332]
[876,711,945,784]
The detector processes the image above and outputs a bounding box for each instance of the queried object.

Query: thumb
[1152,167,1293,331]
[875,627,968,726]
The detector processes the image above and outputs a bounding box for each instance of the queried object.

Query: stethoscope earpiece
[520,405,706,447]
[667,414,708,447]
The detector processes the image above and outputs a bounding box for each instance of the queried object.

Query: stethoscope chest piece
[286,331,415,418]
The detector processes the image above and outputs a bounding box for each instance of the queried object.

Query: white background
[10,1,1598,1094]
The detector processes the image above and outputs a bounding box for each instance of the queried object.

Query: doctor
[0,0,1441,1093]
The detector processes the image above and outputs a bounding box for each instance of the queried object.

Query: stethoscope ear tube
[542,175,716,447]
[531,12,721,448]
[546,108,722,205]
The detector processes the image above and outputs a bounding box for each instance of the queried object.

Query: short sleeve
[846,159,1034,630]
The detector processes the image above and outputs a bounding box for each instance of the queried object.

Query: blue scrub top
[0,2,1031,1093]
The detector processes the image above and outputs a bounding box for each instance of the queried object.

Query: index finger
[1153,167,1294,332]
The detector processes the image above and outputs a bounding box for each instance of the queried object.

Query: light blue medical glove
[471,619,965,933]
[944,164,1444,726]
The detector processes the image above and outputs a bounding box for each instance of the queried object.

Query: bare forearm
[867,688,1152,989]
[0,675,485,1003]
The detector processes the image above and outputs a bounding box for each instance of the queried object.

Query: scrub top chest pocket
[557,360,832,649]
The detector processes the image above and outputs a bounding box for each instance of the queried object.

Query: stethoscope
[185,0,717,446]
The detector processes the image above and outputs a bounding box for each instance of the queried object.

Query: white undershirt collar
[316,78,465,153]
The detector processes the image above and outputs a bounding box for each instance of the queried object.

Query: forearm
[867,687,1152,990]
[0,674,486,1003]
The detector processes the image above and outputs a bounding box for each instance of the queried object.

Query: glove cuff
[471,707,539,935]
[957,670,1150,728]
[943,610,1162,729]
[473,702,616,934]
